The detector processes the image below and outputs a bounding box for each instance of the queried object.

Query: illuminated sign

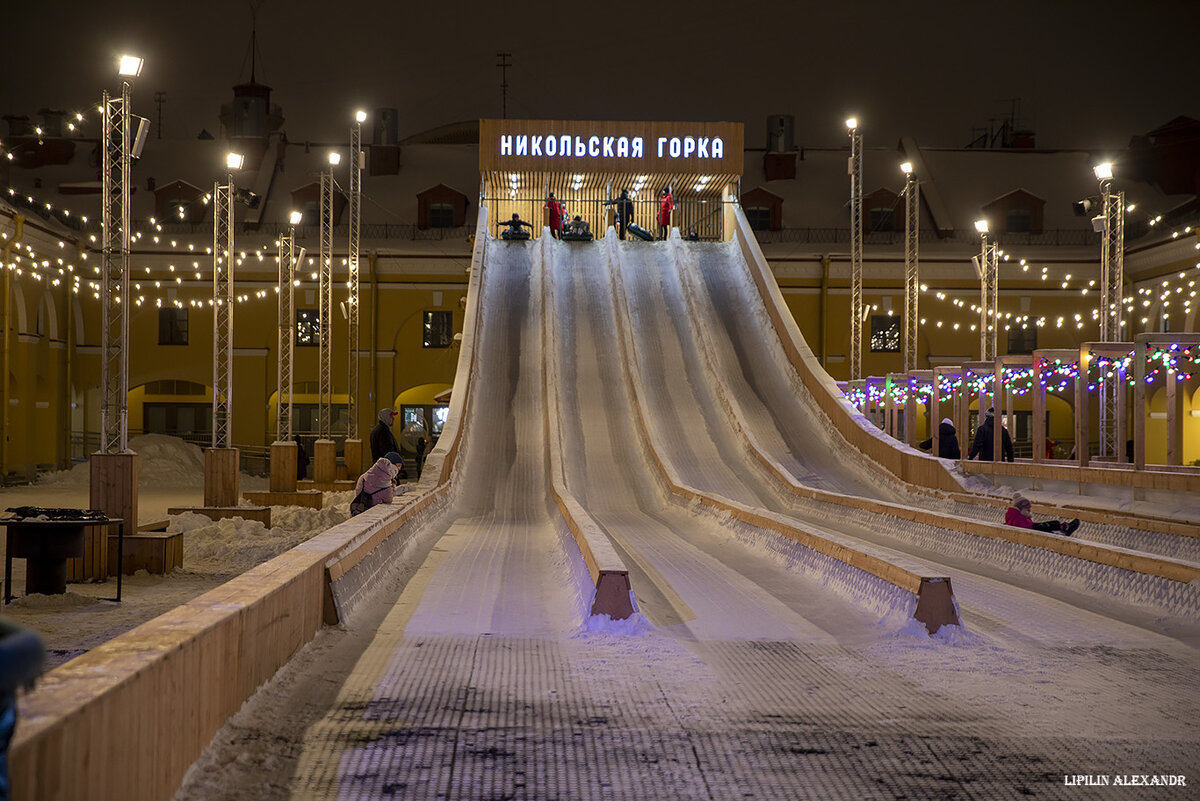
[480,120,744,176]
[498,134,725,161]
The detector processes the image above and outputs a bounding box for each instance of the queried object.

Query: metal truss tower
[347,117,363,441]
[978,231,998,362]
[902,167,920,373]
[318,169,334,440]
[99,85,133,453]
[276,227,301,443]
[1098,174,1125,458]
[848,120,864,380]
[211,178,235,449]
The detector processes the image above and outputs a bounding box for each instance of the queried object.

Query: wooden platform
[108,530,183,576]
[297,479,356,492]
[243,490,325,509]
[165,506,272,527]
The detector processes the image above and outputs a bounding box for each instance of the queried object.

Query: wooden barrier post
[313,439,337,484]
[85,452,138,581]
[907,370,932,449]
[1167,368,1184,466]
[269,440,298,492]
[343,438,363,480]
[1076,344,1091,467]
[203,448,239,507]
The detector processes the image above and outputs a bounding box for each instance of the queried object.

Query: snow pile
[6,590,101,610]
[37,434,265,489]
[171,498,351,575]
[581,612,652,635]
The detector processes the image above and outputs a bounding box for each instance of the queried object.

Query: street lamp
[901,161,919,372]
[318,150,338,441]
[211,152,243,455]
[1094,160,1125,460]
[974,219,997,361]
[99,53,144,456]
[847,115,863,379]
[347,110,365,450]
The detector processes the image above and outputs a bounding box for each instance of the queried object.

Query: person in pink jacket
[351,451,404,514]
[1004,493,1079,535]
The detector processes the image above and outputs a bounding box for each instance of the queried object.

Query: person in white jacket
[352,451,404,514]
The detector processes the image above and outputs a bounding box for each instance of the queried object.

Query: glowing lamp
[974,219,989,234]
[900,161,913,175]
[289,211,303,225]
[226,152,245,170]
[845,117,858,130]
[355,110,367,123]
[118,55,144,77]
[328,151,341,166]
[1093,162,1113,180]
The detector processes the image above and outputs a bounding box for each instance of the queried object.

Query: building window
[427,202,455,229]
[868,208,895,232]
[745,207,772,231]
[1005,208,1033,233]
[158,308,188,345]
[869,314,901,352]
[423,310,453,348]
[296,309,320,346]
[1008,323,1038,354]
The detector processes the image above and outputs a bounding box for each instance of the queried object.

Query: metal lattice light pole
[211,152,241,449]
[347,112,365,442]
[901,161,920,373]
[847,117,863,380]
[99,55,143,454]
[318,152,339,441]
[974,219,998,362]
[1096,161,1125,458]
[276,212,304,443]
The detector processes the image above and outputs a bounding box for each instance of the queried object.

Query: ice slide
[174,211,1200,800]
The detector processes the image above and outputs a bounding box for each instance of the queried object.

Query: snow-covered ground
[1,434,351,667]
[165,234,1200,799]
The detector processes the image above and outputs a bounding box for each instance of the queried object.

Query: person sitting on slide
[1005,493,1079,536]
[499,213,534,239]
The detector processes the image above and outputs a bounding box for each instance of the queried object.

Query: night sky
[3,1,1197,155]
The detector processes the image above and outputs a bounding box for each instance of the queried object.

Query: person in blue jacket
[1,618,45,800]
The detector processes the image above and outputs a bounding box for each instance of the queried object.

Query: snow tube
[626,223,654,241]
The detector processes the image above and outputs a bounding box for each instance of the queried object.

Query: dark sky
[4,1,1197,154]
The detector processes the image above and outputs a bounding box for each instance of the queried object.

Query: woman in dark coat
[920,417,961,459]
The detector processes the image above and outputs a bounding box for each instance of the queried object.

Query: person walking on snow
[544,192,565,240]
[968,408,1013,462]
[352,451,405,515]
[920,417,961,459]
[1005,493,1079,535]
[657,186,674,240]
[370,408,400,463]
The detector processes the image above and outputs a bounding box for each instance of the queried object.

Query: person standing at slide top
[607,189,634,240]
[657,186,674,240]
[544,192,565,240]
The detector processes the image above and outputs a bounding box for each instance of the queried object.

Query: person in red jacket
[544,192,565,239]
[1004,493,1079,535]
[657,187,674,240]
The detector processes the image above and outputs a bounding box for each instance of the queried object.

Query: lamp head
[328,151,341,166]
[900,161,913,175]
[226,152,245,170]
[355,110,367,123]
[289,210,303,225]
[974,219,989,234]
[845,117,858,130]
[118,55,144,77]
[1093,162,1113,181]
